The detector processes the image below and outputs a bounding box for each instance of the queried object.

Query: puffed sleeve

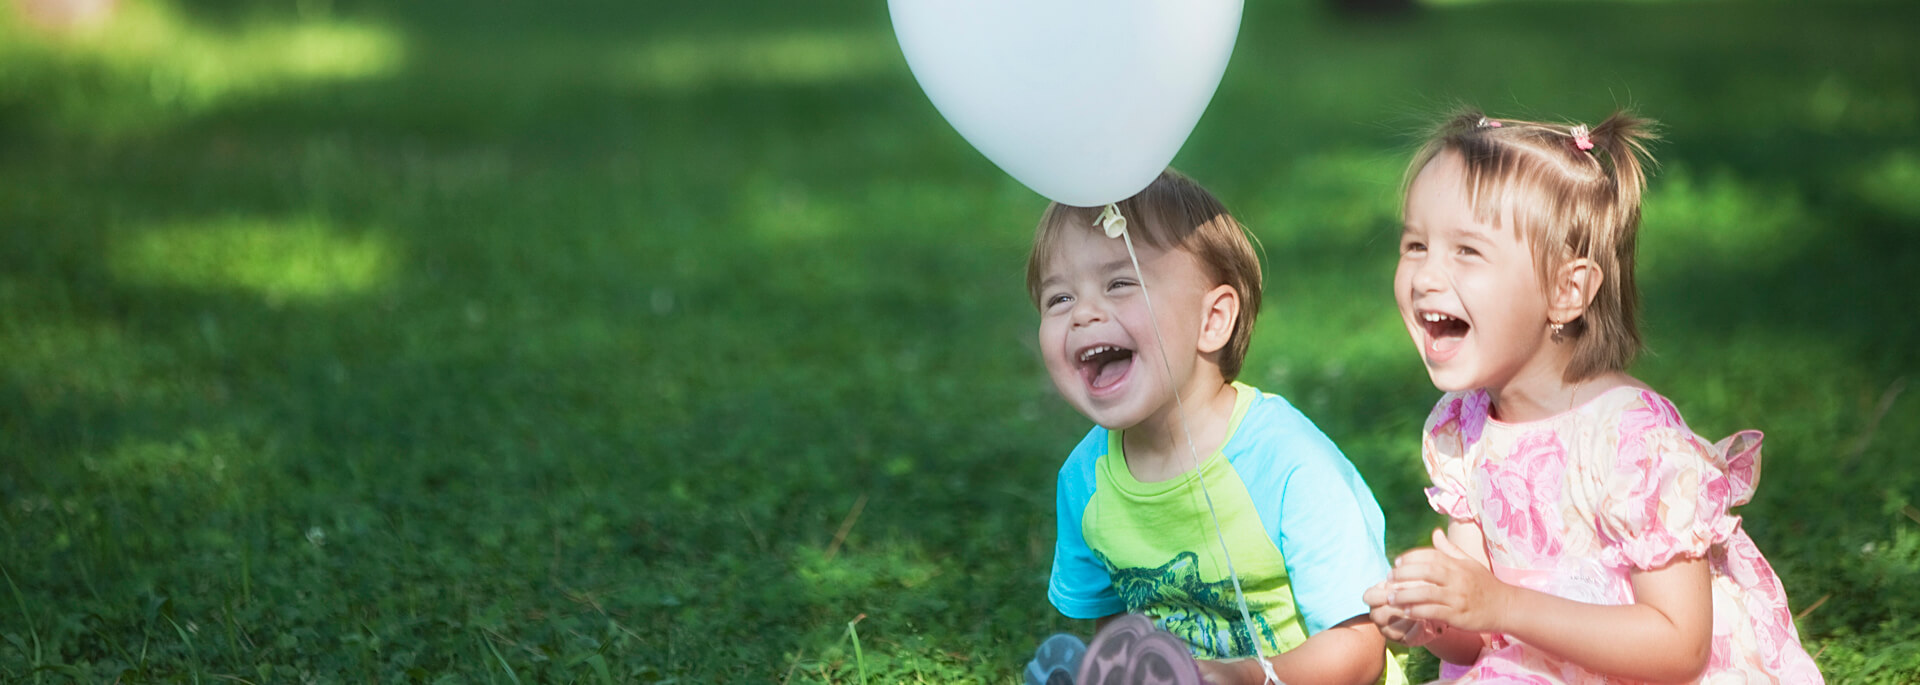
[1594,392,1744,570]
[1422,392,1487,521]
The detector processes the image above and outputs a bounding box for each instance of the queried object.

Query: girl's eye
[1457,245,1481,257]
[1402,241,1427,254]
[1108,278,1137,291]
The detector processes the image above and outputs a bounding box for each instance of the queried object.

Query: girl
[1364,110,1823,683]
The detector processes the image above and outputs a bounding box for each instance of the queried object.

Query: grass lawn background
[2,0,1917,681]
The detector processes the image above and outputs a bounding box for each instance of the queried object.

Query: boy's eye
[1045,293,1071,308]
[1457,245,1481,257]
[1402,241,1427,254]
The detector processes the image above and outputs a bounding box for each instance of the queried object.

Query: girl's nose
[1410,256,1447,293]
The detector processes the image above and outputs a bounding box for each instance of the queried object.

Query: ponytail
[1585,111,1660,230]
[1563,111,1658,380]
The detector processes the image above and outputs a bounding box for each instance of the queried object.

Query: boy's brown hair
[1406,109,1659,382]
[1024,169,1263,381]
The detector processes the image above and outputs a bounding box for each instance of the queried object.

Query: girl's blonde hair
[1407,109,1660,382]
[1025,169,1263,381]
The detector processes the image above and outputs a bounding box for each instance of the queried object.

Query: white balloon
[889,0,1243,208]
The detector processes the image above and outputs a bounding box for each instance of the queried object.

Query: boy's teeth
[1422,312,1454,322]
[1080,345,1118,362]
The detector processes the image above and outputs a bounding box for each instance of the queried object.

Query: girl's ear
[1197,284,1238,355]
[1548,257,1603,326]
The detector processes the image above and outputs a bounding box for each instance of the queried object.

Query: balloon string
[1118,228,1282,685]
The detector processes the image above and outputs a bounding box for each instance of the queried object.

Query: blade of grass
[846,614,868,685]
[0,562,43,685]
[824,494,869,562]
[1795,593,1832,621]
[219,601,242,664]
[75,610,140,674]
[163,614,202,685]
[780,648,805,685]
[480,631,524,685]
[1841,376,1906,471]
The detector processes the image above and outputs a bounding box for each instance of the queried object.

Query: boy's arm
[1228,426,1395,684]
[1197,615,1385,685]
[1050,445,1128,620]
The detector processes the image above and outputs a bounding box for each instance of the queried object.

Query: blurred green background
[2,0,1916,682]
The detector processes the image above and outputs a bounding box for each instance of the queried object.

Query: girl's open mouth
[1419,311,1469,360]
[1078,344,1135,391]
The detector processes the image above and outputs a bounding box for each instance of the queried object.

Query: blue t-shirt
[1049,382,1393,659]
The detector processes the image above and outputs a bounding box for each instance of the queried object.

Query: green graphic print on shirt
[1096,549,1278,658]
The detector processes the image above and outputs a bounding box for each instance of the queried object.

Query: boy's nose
[1070,299,1108,327]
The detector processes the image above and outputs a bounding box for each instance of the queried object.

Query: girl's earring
[1549,321,1566,343]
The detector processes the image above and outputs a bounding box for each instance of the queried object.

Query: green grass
[1,0,1916,681]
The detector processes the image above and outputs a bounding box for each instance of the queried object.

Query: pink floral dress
[1421,387,1823,684]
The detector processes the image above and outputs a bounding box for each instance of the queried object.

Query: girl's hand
[1362,580,1441,646]
[1383,611,1442,648]
[1385,529,1514,635]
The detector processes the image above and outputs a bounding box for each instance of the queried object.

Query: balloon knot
[1096,203,1127,239]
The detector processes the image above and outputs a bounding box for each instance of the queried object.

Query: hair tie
[1570,124,1594,151]
[1478,117,1502,129]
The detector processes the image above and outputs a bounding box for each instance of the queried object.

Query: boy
[1026,170,1405,685]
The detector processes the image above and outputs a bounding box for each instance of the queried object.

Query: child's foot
[1077,614,1202,685]
[1024,633,1089,685]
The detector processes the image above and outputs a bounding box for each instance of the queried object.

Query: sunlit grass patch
[107,215,397,303]
[84,430,248,490]
[1806,72,1920,134]
[795,540,943,604]
[1641,165,1809,268]
[1857,149,1920,220]
[736,172,858,244]
[0,0,403,135]
[0,314,181,419]
[626,29,900,90]
[734,173,1035,250]
[1253,148,1404,241]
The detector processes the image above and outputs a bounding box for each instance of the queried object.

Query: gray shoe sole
[1076,614,1202,685]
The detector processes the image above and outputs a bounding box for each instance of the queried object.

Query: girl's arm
[1397,612,1485,667]
[1392,528,1714,682]
[1196,615,1386,685]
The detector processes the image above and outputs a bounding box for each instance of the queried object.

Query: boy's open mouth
[1078,344,1135,390]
